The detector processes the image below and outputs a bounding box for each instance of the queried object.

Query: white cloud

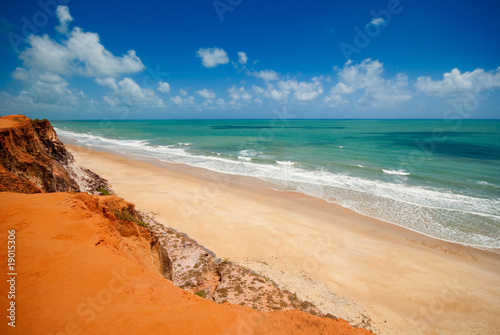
[415,68,500,97]
[250,69,279,81]
[19,27,144,77]
[171,96,183,105]
[238,51,248,65]
[180,89,188,96]
[367,17,386,27]
[252,85,265,95]
[55,6,73,34]
[282,78,324,101]
[228,86,252,100]
[196,47,229,68]
[157,81,171,93]
[102,77,164,108]
[196,88,216,99]
[171,95,194,105]
[3,68,81,110]
[95,77,118,91]
[325,59,411,107]
[255,78,324,102]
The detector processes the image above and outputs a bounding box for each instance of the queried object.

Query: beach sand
[66,144,500,335]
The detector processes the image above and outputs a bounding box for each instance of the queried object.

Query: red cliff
[0,114,108,194]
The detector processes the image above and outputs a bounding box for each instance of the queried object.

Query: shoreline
[66,143,500,335]
[64,141,499,254]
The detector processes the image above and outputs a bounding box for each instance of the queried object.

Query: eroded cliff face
[74,192,173,280]
[0,114,108,194]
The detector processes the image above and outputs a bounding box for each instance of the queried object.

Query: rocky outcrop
[144,214,335,318]
[0,165,42,193]
[0,115,108,194]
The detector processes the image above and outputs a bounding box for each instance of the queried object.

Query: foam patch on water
[382,169,411,176]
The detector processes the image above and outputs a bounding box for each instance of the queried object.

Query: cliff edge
[0,114,108,194]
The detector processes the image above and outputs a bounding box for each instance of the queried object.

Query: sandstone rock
[0,115,108,194]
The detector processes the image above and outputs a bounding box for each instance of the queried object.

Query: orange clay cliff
[0,115,375,335]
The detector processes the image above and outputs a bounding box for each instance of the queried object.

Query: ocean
[52,119,500,249]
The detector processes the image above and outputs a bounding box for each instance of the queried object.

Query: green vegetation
[195,290,206,298]
[97,187,110,195]
[112,209,149,228]
[31,118,48,123]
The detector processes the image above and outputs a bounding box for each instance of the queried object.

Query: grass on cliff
[112,209,150,229]
[97,187,110,195]
[195,290,207,298]
[31,118,49,123]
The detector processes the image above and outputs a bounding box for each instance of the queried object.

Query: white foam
[383,169,410,176]
[276,160,296,166]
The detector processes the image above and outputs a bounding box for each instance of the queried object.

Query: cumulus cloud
[180,89,188,96]
[171,95,194,105]
[250,69,279,81]
[325,59,411,107]
[99,77,164,108]
[367,17,386,27]
[95,77,118,91]
[252,85,265,95]
[196,47,229,68]
[19,26,144,77]
[238,52,248,65]
[415,68,500,96]
[4,68,81,110]
[254,78,323,102]
[228,86,252,100]
[157,81,171,93]
[55,6,73,34]
[196,89,216,99]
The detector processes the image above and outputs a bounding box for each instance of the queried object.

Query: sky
[0,0,500,120]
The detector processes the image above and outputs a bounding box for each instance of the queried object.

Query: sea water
[52,119,500,249]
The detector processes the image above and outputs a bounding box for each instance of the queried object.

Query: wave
[276,160,296,166]
[56,128,500,249]
[382,169,411,176]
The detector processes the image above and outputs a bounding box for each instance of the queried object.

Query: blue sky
[0,0,499,119]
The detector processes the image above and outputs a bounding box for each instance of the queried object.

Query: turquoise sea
[52,119,500,249]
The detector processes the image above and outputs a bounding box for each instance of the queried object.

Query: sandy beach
[66,143,500,335]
